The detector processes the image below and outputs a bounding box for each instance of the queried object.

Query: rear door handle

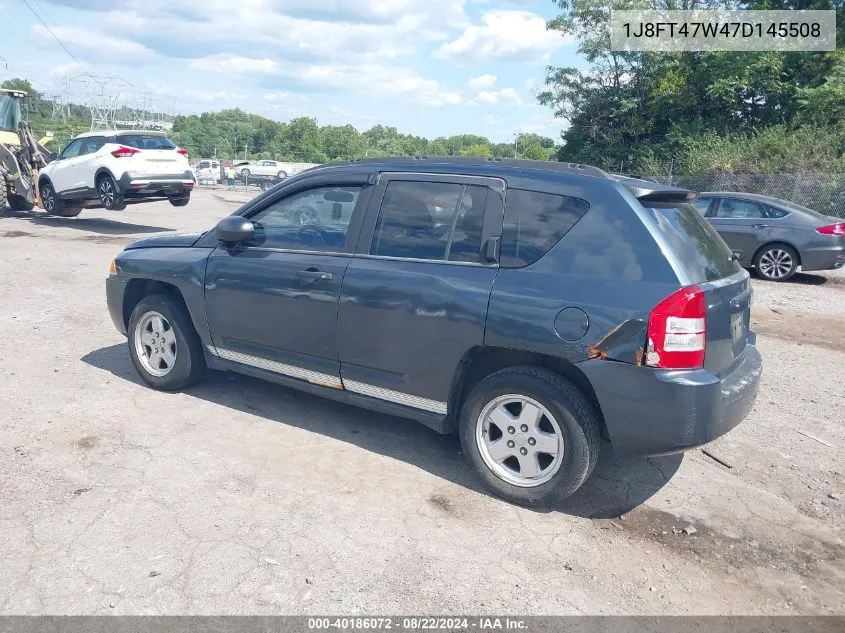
[297,269,333,281]
[752,224,768,229]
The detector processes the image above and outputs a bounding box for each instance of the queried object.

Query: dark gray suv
[105,158,762,506]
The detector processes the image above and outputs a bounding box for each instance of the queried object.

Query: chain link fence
[645,172,845,219]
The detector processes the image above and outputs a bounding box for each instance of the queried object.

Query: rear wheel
[240,168,251,179]
[755,244,798,282]
[128,294,206,390]
[277,170,287,179]
[459,366,600,507]
[169,194,190,207]
[97,174,126,211]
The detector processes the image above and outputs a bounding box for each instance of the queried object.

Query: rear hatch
[639,198,750,376]
[114,133,187,175]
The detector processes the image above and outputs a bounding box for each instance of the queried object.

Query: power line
[21,0,95,82]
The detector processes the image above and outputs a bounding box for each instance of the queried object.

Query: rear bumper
[578,342,762,457]
[118,171,195,198]
[800,244,845,272]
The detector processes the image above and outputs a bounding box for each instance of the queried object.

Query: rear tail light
[176,148,189,157]
[645,285,706,370]
[111,146,139,158]
[816,223,845,236]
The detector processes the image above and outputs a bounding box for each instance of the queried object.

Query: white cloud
[286,63,463,107]
[50,61,84,77]
[434,10,568,63]
[468,74,496,90]
[189,55,280,74]
[469,87,523,107]
[31,24,156,63]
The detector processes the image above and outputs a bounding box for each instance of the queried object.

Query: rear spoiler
[609,174,699,202]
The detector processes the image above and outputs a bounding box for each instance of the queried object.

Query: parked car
[192,159,222,183]
[105,158,762,506]
[38,130,194,217]
[693,192,845,281]
[235,160,292,180]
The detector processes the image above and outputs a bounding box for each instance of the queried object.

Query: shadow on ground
[82,343,681,518]
[1,210,171,235]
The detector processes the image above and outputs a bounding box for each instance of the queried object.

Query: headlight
[108,260,117,276]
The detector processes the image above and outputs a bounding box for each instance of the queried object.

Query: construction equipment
[0,88,53,213]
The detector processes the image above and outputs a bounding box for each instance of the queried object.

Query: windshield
[0,94,22,132]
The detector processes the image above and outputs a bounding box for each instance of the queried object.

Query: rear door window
[500,189,589,268]
[115,134,176,150]
[370,181,488,263]
[641,201,741,282]
[714,198,765,219]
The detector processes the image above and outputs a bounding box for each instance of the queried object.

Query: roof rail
[343,156,609,179]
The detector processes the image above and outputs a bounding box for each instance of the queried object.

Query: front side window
[500,189,589,268]
[248,185,362,252]
[715,199,765,219]
[370,181,488,263]
[60,139,84,159]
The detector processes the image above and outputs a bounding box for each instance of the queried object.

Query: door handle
[752,224,768,229]
[297,269,333,281]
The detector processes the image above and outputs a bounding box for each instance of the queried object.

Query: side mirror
[484,236,500,264]
[216,216,254,244]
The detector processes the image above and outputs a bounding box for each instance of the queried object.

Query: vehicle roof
[313,157,695,201]
[72,129,169,139]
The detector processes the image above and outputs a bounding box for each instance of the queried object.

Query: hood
[125,232,205,250]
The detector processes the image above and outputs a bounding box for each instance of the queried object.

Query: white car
[235,160,296,180]
[192,159,222,183]
[37,130,194,217]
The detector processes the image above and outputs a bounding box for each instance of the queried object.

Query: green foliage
[541,0,845,175]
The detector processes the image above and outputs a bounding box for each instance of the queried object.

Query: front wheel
[754,244,798,282]
[97,174,126,211]
[459,366,600,507]
[128,294,206,391]
[240,168,251,179]
[39,180,66,215]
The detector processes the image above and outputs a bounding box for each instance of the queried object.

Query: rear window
[641,201,741,282]
[501,189,589,268]
[114,134,176,150]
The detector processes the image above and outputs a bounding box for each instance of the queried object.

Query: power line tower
[49,78,71,122]
[74,74,133,131]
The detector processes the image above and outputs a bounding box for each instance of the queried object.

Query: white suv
[37,130,194,217]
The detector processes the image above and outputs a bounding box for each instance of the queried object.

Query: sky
[0,0,584,142]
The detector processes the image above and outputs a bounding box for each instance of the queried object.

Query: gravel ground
[0,188,842,615]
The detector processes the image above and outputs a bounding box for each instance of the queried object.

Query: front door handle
[297,269,333,281]
[752,224,768,229]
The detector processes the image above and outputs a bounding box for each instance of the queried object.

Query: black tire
[0,174,8,212]
[240,168,251,179]
[9,194,35,211]
[127,293,206,391]
[458,366,600,507]
[39,180,66,215]
[277,170,287,179]
[754,243,798,282]
[97,173,126,211]
[169,194,190,207]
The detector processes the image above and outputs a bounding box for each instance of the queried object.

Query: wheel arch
[447,345,607,438]
[122,278,192,333]
[751,240,801,268]
[94,166,117,188]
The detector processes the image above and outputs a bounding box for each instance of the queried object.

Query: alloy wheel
[99,179,115,207]
[476,394,565,488]
[758,248,794,280]
[134,311,177,377]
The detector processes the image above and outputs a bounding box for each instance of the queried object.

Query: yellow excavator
[0,88,54,213]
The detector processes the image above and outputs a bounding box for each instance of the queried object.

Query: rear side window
[766,206,789,218]
[115,134,176,150]
[500,189,589,268]
[641,201,741,282]
[371,181,488,263]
